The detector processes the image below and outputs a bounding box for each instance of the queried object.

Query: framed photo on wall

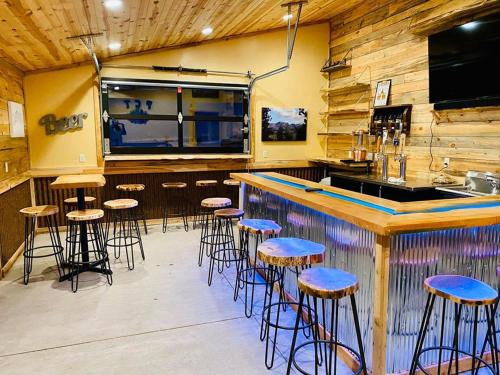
[261,107,307,141]
[374,80,391,107]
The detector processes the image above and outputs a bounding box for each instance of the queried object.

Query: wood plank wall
[0,180,31,269]
[0,60,29,182]
[326,0,500,178]
[33,167,324,227]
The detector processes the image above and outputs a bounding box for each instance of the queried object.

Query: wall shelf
[321,82,371,96]
[321,62,351,73]
[321,107,370,116]
[317,131,352,136]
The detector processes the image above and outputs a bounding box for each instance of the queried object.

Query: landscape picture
[261,107,307,141]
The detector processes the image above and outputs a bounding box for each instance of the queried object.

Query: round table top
[104,199,138,210]
[162,182,187,189]
[67,209,104,221]
[214,208,244,219]
[64,196,96,204]
[116,184,145,192]
[201,197,231,208]
[196,180,217,187]
[20,205,59,217]
[237,219,282,235]
[424,275,498,306]
[298,267,359,300]
[257,237,325,267]
[223,179,240,186]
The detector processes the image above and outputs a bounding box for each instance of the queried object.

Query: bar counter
[230,172,500,374]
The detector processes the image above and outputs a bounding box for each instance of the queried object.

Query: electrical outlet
[443,157,450,168]
[4,161,8,173]
[263,150,269,158]
[79,153,86,163]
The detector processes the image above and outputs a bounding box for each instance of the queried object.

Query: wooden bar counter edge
[230,171,500,375]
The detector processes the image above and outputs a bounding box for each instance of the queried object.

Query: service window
[101,79,249,155]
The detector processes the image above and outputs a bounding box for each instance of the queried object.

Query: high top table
[50,174,110,281]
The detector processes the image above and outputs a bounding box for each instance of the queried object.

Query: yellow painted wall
[24,23,329,169]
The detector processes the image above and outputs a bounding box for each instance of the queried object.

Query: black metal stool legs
[23,215,64,285]
[286,292,367,375]
[162,191,189,233]
[409,295,498,375]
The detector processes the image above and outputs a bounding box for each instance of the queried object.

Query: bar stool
[287,267,367,375]
[234,219,282,318]
[161,182,188,233]
[19,205,64,285]
[116,184,148,234]
[258,237,325,369]
[197,197,231,267]
[66,209,112,293]
[104,199,145,270]
[409,275,499,375]
[64,196,96,260]
[207,208,245,286]
[193,179,218,229]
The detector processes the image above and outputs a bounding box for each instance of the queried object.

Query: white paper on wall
[8,101,26,138]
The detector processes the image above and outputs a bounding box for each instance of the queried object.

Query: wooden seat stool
[287,267,368,375]
[19,205,65,285]
[116,184,148,234]
[409,275,499,375]
[66,209,112,292]
[104,199,145,271]
[257,237,325,369]
[193,179,218,230]
[234,219,282,318]
[197,197,231,267]
[161,182,189,233]
[207,208,246,286]
[64,196,96,260]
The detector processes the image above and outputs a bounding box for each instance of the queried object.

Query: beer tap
[376,129,389,181]
[394,133,407,181]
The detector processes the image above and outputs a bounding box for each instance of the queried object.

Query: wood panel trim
[372,234,390,375]
[0,172,31,195]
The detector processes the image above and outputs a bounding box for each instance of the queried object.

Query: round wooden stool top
[424,275,498,306]
[67,209,104,221]
[104,199,138,210]
[162,182,187,189]
[64,196,96,205]
[257,237,325,267]
[223,179,240,186]
[201,197,231,208]
[298,267,359,300]
[214,208,244,219]
[237,219,282,235]
[196,180,217,187]
[116,184,145,192]
[20,205,59,217]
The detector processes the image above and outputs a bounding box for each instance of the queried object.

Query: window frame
[100,78,250,155]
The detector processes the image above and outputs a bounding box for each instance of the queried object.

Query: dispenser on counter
[352,129,367,162]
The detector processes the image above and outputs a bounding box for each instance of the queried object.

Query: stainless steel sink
[435,171,500,197]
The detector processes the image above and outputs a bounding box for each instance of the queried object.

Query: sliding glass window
[101,79,249,155]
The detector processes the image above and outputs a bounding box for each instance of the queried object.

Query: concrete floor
[0,223,354,375]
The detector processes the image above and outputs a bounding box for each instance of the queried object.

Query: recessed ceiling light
[104,0,123,10]
[114,86,120,90]
[201,27,213,36]
[283,14,293,21]
[108,42,121,50]
[460,21,479,31]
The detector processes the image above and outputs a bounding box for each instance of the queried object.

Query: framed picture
[261,107,307,142]
[8,101,26,138]
[374,80,391,107]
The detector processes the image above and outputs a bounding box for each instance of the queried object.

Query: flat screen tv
[429,13,500,110]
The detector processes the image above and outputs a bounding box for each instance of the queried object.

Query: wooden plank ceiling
[0,0,363,72]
